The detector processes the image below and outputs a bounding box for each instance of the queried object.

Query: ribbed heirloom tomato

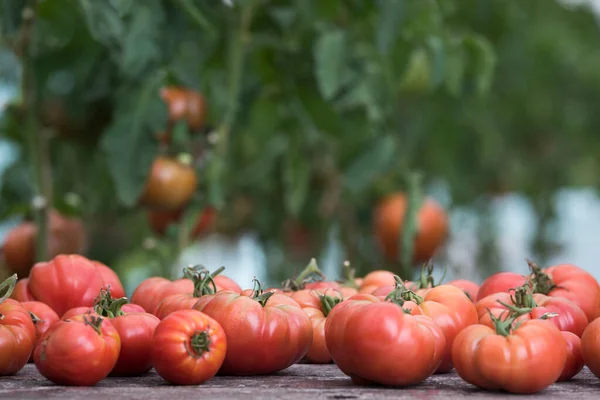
[477,272,526,300]
[34,314,120,386]
[325,293,445,386]
[193,281,312,375]
[20,301,59,361]
[152,309,226,385]
[358,270,396,294]
[452,316,566,393]
[0,275,36,375]
[476,284,588,337]
[581,317,600,379]
[11,278,35,302]
[559,331,584,382]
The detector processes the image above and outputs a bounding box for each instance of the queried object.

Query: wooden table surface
[2,364,599,399]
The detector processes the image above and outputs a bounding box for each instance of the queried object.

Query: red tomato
[152,309,226,384]
[477,272,526,300]
[131,276,193,315]
[28,254,125,316]
[558,331,584,382]
[529,261,600,322]
[453,318,566,393]
[93,261,125,299]
[34,314,120,385]
[447,279,480,302]
[0,275,36,375]
[20,301,59,361]
[11,278,35,302]
[359,270,396,294]
[581,317,600,378]
[476,289,588,337]
[193,287,312,375]
[213,275,241,293]
[325,293,446,386]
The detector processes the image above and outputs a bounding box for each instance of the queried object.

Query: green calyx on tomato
[487,301,533,337]
[183,265,224,297]
[93,287,128,318]
[319,293,342,317]
[385,275,424,313]
[187,330,212,358]
[0,274,17,307]
[281,258,326,292]
[82,315,105,335]
[509,283,538,309]
[413,261,447,290]
[527,259,559,295]
[250,278,275,307]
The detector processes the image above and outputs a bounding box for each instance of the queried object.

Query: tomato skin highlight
[558,331,584,382]
[325,294,445,386]
[110,312,160,376]
[34,315,120,386]
[452,320,566,394]
[581,317,600,378]
[193,291,312,375]
[0,298,36,375]
[152,310,226,385]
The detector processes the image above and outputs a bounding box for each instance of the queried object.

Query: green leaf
[376,0,405,54]
[282,146,311,217]
[313,29,348,100]
[344,135,397,193]
[78,0,124,49]
[464,35,496,95]
[100,71,167,206]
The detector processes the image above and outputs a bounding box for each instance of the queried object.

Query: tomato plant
[0,275,36,375]
[193,280,312,375]
[139,157,198,211]
[34,314,120,386]
[373,193,448,263]
[581,316,600,379]
[325,293,445,386]
[558,331,584,382]
[27,254,125,316]
[452,313,566,393]
[152,309,226,385]
[476,283,588,337]
[20,301,59,361]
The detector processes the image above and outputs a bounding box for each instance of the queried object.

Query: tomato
[477,272,526,300]
[34,314,120,385]
[279,258,328,292]
[0,275,36,375]
[452,318,566,393]
[558,331,584,382]
[152,309,226,384]
[213,274,242,293]
[160,86,207,131]
[476,285,588,337]
[185,90,207,131]
[373,193,448,263]
[20,301,59,361]
[447,279,480,302]
[358,270,396,294]
[93,261,126,299]
[581,317,600,378]
[153,266,231,319]
[62,303,142,320]
[325,293,445,386]
[1,210,87,277]
[528,261,600,322]
[131,276,194,314]
[11,278,35,302]
[193,283,312,375]
[147,207,217,237]
[139,157,198,211]
[28,254,125,317]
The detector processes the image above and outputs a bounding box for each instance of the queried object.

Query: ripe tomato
[152,309,226,385]
[147,207,217,237]
[193,284,312,375]
[131,276,193,314]
[139,157,198,211]
[581,317,600,378]
[477,272,526,300]
[93,261,126,299]
[452,319,566,393]
[528,261,600,321]
[358,270,396,294]
[325,293,445,386]
[11,278,35,302]
[373,193,448,263]
[160,86,207,131]
[2,222,36,276]
[559,331,584,382]
[447,279,480,302]
[20,301,59,361]
[28,254,125,317]
[476,286,588,337]
[0,275,36,375]
[34,314,120,385]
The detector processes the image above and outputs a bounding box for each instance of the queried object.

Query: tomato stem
[29,311,44,325]
[282,258,326,291]
[385,275,424,306]
[488,302,532,337]
[510,283,537,309]
[0,274,17,305]
[319,293,342,317]
[337,260,358,289]
[83,315,104,335]
[94,287,129,317]
[414,261,447,289]
[188,330,211,358]
[250,278,275,307]
[527,259,557,295]
[183,264,222,297]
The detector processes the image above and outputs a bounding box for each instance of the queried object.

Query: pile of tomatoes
[2,253,600,394]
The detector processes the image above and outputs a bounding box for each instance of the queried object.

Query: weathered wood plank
[0,364,598,399]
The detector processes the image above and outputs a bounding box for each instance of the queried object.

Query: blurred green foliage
[1,0,600,283]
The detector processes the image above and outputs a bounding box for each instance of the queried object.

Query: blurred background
[2,0,600,295]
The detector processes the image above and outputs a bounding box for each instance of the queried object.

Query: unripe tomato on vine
[373,193,448,264]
